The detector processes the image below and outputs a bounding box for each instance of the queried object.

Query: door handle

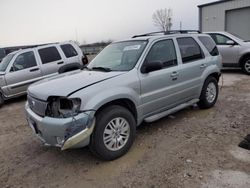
[200,64,207,68]
[30,68,39,72]
[170,71,179,77]
[171,71,179,80]
[57,61,64,65]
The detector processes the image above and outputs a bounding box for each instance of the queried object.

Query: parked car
[207,31,250,74]
[0,41,88,107]
[0,48,6,62]
[25,31,221,160]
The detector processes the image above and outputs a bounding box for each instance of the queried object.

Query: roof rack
[132,30,201,38]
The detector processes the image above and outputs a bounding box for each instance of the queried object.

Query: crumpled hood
[28,70,124,101]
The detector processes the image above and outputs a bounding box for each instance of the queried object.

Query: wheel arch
[239,53,250,67]
[207,72,221,82]
[58,63,81,74]
[95,98,138,124]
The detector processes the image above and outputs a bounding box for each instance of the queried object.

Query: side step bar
[144,99,199,123]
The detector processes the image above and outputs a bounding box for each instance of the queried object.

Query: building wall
[225,7,250,40]
[200,0,250,32]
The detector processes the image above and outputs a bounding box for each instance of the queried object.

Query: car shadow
[44,106,194,164]
[4,95,27,106]
[221,67,242,74]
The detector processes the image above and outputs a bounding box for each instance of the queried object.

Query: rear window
[38,47,61,64]
[177,37,204,63]
[60,44,78,58]
[198,36,219,56]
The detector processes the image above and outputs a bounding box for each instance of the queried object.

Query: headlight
[46,97,81,118]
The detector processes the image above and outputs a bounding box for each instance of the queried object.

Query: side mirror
[10,66,14,72]
[141,61,163,73]
[226,40,235,45]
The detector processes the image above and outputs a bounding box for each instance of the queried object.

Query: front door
[139,39,182,116]
[209,33,239,65]
[5,51,42,96]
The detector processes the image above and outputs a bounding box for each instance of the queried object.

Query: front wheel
[197,76,219,109]
[89,105,136,160]
[241,57,250,75]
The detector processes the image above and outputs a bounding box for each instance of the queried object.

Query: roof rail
[132,30,201,38]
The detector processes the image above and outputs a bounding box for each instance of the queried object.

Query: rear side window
[146,39,177,68]
[60,44,78,58]
[177,37,204,63]
[198,36,219,56]
[38,47,61,64]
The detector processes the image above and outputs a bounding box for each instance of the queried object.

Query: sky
[0,0,215,47]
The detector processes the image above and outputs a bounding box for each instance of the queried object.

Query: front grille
[27,95,48,117]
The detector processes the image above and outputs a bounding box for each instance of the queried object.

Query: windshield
[227,32,246,41]
[0,53,14,71]
[88,40,148,71]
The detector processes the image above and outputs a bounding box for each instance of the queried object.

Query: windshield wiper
[91,66,111,72]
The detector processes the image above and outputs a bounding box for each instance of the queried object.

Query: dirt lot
[0,70,249,188]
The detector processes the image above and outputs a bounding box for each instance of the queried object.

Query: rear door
[5,51,42,96]
[38,46,64,76]
[175,37,207,100]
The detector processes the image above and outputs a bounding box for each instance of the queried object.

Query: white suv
[0,41,88,106]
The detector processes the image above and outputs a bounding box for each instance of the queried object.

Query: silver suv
[0,42,88,106]
[207,31,250,75]
[25,32,221,160]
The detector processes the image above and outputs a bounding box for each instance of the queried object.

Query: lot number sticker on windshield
[124,45,141,51]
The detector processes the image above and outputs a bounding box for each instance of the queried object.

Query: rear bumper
[25,102,95,150]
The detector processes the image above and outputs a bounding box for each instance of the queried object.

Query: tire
[197,76,219,109]
[89,105,136,160]
[241,57,250,75]
[0,93,4,108]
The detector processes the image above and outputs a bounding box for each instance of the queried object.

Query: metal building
[198,0,250,40]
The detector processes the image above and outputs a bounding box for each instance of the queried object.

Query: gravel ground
[0,70,249,188]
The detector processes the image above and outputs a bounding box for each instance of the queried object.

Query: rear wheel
[197,76,219,109]
[89,105,136,161]
[241,57,250,75]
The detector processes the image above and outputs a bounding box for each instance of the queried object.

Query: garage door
[226,7,250,40]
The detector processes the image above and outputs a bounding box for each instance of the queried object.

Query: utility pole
[179,21,182,30]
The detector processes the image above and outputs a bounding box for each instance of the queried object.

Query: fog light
[56,137,65,146]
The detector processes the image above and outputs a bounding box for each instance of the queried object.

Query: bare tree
[152,8,173,32]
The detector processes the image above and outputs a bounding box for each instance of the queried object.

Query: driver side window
[12,51,37,72]
[210,34,234,45]
[145,39,177,68]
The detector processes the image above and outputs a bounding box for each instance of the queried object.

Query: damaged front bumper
[25,102,95,150]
